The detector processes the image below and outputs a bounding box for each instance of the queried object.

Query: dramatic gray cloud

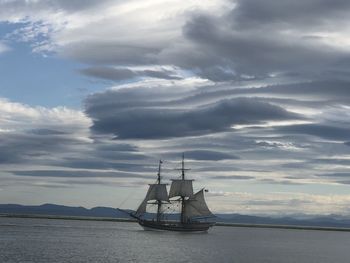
[0,132,85,164]
[12,170,149,179]
[3,0,350,82]
[277,124,350,141]
[232,0,350,28]
[86,89,300,139]
[181,11,350,81]
[59,158,153,172]
[183,150,239,161]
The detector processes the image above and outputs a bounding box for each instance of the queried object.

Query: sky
[1,0,350,216]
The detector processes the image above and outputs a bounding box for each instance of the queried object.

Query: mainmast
[181,153,185,180]
[156,160,162,222]
[168,153,194,223]
[180,153,190,223]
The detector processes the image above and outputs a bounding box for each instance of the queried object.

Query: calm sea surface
[1,217,350,263]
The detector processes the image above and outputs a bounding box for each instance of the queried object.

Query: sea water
[1,217,349,263]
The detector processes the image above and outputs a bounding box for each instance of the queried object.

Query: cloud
[0,0,113,22]
[3,0,350,83]
[81,67,137,81]
[80,66,181,81]
[2,1,350,215]
[85,86,300,139]
[0,98,159,185]
[207,191,350,215]
[312,173,350,186]
[212,175,254,180]
[277,124,350,141]
[0,132,86,164]
[12,169,150,179]
[181,11,350,81]
[232,0,350,29]
[213,81,350,100]
[169,81,350,110]
[258,178,303,186]
[316,173,350,178]
[59,158,151,172]
[0,0,228,74]
[0,0,110,12]
[184,150,239,161]
[0,98,92,164]
[0,98,91,132]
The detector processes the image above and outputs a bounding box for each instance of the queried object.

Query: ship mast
[180,153,190,223]
[156,160,162,222]
[168,153,193,224]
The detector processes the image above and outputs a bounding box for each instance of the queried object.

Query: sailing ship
[120,155,216,232]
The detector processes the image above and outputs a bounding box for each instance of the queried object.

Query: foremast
[135,160,169,220]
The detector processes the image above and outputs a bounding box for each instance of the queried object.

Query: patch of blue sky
[0,21,19,35]
[0,22,106,109]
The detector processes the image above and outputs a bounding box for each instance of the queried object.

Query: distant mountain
[0,204,132,219]
[1,204,350,228]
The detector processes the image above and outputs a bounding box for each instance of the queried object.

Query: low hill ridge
[1,203,350,228]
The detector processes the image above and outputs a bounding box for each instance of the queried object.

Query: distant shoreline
[0,213,137,223]
[2,213,350,232]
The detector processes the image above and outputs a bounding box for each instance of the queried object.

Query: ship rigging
[120,154,216,232]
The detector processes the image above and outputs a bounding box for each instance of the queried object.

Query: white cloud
[0,97,91,135]
[2,0,350,83]
[0,0,227,56]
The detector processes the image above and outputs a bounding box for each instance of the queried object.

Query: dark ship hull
[138,219,215,232]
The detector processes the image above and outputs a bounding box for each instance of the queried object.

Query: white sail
[168,179,194,198]
[146,184,169,201]
[135,184,169,215]
[136,199,148,215]
[184,189,213,218]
